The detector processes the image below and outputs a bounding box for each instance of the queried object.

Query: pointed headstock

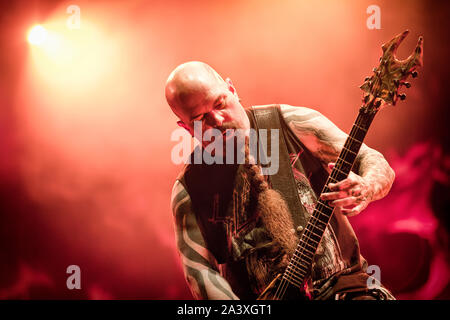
[360,30,423,113]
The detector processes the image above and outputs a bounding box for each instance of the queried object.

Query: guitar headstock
[360,30,423,113]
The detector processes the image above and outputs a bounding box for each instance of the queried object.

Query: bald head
[164,61,249,140]
[165,61,227,115]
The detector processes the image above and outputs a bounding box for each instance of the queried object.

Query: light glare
[28,25,47,45]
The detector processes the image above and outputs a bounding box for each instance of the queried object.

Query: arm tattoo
[281,104,344,169]
[171,180,239,300]
[280,104,395,201]
[355,147,395,201]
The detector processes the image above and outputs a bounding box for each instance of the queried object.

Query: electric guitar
[258,30,423,300]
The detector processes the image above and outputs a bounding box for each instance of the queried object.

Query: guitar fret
[302,228,321,242]
[309,215,327,228]
[286,261,308,277]
[291,254,313,273]
[290,254,310,272]
[315,208,331,220]
[303,225,324,240]
[318,202,333,211]
[347,135,363,145]
[297,244,315,257]
[332,166,348,177]
[286,270,306,287]
[300,232,322,253]
[303,234,320,245]
[343,147,357,156]
[328,177,338,183]
[283,273,302,286]
[287,259,309,277]
[294,243,315,260]
[353,123,367,132]
[345,137,362,151]
[283,272,303,288]
[337,158,353,167]
[290,254,311,273]
[300,239,317,254]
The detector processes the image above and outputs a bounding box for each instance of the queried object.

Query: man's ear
[225,77,238,96]
[177,120,190,132]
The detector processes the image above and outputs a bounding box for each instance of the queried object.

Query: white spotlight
[27,25,48,45]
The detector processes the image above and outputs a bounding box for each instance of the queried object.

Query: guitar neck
[282,108,378,288]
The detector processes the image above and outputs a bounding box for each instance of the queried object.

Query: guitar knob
[412,71,418,78]
[399,93,406,100]
[403,82,411,88]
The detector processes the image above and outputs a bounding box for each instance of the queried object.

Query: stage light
[27,25,47,45]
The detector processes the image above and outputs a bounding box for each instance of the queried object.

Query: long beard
[242,162,298,257]
[241,143,299,293]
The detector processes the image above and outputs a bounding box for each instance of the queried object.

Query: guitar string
[273,110,372,299]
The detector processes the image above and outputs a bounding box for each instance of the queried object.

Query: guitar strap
[251,105,308,229]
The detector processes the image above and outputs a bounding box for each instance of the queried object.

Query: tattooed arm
[280,104,395,217]
[171,180,239,299]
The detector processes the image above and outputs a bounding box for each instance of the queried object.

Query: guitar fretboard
[275,108,377,297]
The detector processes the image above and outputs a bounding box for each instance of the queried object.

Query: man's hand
[320,163,374,217]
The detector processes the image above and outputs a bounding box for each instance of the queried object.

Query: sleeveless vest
[177,105,366,299]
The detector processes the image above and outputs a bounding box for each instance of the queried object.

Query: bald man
[167,61,395,300]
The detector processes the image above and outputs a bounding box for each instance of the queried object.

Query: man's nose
[205,110,225,127]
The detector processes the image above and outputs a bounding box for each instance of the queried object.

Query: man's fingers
[321,187,363,201]
[330,196,360,208]
[328,177,358,191]
[320,190,348,201]
[341,203,365,217]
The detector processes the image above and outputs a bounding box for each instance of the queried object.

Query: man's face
[175,79,250,149]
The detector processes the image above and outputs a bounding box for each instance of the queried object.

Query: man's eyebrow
[190,95,225,121]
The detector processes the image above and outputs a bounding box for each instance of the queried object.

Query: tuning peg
[399,93,406,100]
[402,82,411,88]
[412,71,418,78]
[364,77,370,82]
